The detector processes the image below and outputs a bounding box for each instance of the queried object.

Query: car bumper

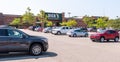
[43,42,49,52]
[90,35,100,40]
[67,33,73,36]
[52,31,57,34]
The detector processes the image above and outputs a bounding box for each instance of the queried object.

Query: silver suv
[52,26,72,35]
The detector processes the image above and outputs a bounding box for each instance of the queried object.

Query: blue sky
[0,0,120,18]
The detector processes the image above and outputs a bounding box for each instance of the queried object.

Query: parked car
[88,27,97,32]
[51,26,72,35]
[28,26,33,30]
[67,29,88,37]
[0,27,48,56]
[35,27,43,32]
[75,27,88,32]
[90,30,119,42]
[43,27,52,33]
[80,28,88,32]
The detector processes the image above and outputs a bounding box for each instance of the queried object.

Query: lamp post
[116,16,119,19]
[68,12,71,17]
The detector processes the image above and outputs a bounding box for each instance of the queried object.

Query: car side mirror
[22,35,27,38]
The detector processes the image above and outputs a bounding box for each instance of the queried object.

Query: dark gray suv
[0,27,48,56]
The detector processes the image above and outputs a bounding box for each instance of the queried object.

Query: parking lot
[1,29,120,62]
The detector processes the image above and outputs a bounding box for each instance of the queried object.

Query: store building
[0,13,21,25]
[37,12,65,26]
[0,12,87,27]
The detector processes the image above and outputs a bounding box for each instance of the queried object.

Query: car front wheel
[57,31,61,35]
[114,37,119,42]
[100,37,105,42]
[84,34,88,37]
[30,44,43,56]
[73,34,77,37]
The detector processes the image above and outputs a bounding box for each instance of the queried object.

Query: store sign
[45,13,62,21]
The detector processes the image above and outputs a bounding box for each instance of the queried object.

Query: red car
[90,30,119,42]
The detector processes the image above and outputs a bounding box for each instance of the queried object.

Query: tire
[69,35,71,37]
[84,34,88,37]
[30,44,43,56]
[107,39,109,42]
[114,37,119,42]
[100,37,105,42]
[91,40,95,42]
[73,34,77,37]
[57,31,61,35]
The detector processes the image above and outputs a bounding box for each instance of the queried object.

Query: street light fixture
[68,12,71,17]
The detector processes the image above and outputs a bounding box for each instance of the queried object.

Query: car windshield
[45,27,50,30]
[97,30,106,33]
[52,27,60,29]
[18,29,30,37]
[55,27,62,29]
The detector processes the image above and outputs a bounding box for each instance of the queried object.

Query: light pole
[116,16,119,19]
[68,12,71,17]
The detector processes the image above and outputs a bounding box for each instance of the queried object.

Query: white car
[52,26,72,35]
[67,29,88,37]
[43,27,52,33]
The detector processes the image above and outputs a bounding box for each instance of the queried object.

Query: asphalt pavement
[1,29,120,62]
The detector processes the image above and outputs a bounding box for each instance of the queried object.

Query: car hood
[52,29,60,31]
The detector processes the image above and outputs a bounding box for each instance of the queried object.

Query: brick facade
[0,13,21,25]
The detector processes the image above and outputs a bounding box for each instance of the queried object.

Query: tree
[96,18,107,28]
[106,18,120,29]
[106,19,114,28]
[22,7,35,25]
[110,19,120,29]
[60,22,67,26]
[46,21,53,27]
[37,10,48,27]
[83,15,95,27]
[10,18,21,25]
[66,19,77,27]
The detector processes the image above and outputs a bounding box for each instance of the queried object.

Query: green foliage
[83,16,109,28]
[102,16,109,21]
[106,19,114,27]
[83,15,95,27]
[96,18,107,28]
[107,19,120,29]
[66,19,77,27]
[10,18,21,25]
[22,7,35,25]
[37,10,48,22]
[46,21,53,27]
[106,18,120,29]
[60,22,67,26]
[60,19,77,27]
[37,10,48,27]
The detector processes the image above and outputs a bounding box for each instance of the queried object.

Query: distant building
[36,12,65,26]
[0,12,87,27]
[0,13,21,25]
